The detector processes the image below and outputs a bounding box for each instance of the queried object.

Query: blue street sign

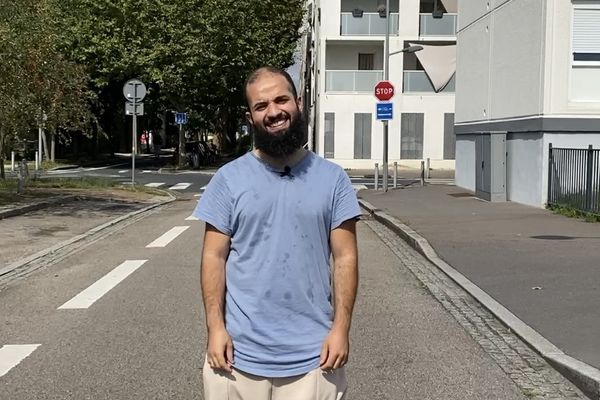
[376,102,393,120]
[175,112,188,125]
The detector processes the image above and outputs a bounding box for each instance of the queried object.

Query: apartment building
[455,0,600,207]
[301,0,458,170]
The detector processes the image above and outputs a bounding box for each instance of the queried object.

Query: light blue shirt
[194,151,361,377]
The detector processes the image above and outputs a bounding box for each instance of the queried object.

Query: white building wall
[506,134,544,207]
[455,136,476,190]
[326,44,384,70]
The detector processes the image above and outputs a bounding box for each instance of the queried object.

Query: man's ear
[245,111,253,125]
[296,97,303,110]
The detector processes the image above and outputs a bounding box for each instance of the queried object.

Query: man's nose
[265,103,283,119]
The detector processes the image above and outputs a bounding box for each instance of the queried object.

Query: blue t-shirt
[193,151,361,377]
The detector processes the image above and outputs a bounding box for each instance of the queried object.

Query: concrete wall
[326,43,384,70]
[506,133,544,207]
[455,0,545,124]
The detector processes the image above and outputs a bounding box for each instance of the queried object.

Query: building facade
[301,0,458,170]
[455,0,600,207]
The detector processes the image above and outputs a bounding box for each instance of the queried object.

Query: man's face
[246,73,304,157]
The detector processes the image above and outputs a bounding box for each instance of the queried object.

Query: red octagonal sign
[374,80,395,101]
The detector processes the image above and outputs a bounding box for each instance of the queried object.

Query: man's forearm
[201,254,227,331]
[332,256,358,332]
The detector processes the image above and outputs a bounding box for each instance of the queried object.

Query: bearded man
[194,66,361,400]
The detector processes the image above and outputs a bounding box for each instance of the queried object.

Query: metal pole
[426,157,431,179]
[420,161,425,186]
[393,161,398,189]
[35,151,39,170]
[132,96,136,185]
[11,151,15,172]
[375,163,379,191]
[382,0,390,192]
[38,126,43,166]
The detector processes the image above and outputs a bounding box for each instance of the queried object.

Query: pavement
[1,171,598,399]
[359,184,600,399]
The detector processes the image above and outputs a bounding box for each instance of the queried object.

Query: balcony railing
[419,13,457,36]
[326,70,383,92]
[341,12,399,36]
[403,71,455,93]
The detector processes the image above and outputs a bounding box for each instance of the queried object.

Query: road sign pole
[383,0,390,192]
[132,95,136,185]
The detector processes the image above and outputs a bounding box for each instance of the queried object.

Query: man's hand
[319,327,349,370]
[207,326,234,372]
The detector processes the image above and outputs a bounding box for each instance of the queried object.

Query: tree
[53,0,305,154]
[0,0,93,178]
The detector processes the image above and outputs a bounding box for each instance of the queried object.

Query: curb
[0,196,78,220]
[0,193,176,279]
[358,198,600,400]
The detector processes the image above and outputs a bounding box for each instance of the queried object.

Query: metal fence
[548,144,600,214]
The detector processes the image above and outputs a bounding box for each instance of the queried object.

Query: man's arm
[201,224,234,372]
[320,218,358,370]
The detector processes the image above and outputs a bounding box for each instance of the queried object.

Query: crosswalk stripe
[169,183,191,190]
[185,215,199,221]
[58,260,147,309]
[0,344,41,378]
[144,182,165,188]
[146,226,190,248]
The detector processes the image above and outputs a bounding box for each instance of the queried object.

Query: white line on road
[58,260,147,309]
[194,194,201,197]
[185,215,199,221]
[146,226,190,248]
[169,183,191,190]
[142,170,152,173]
[0,344,41,378]
[144,182,165,188]
[118,170,128,174]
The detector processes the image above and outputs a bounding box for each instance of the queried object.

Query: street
[0,193,586,399]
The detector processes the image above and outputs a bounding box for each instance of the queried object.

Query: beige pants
[203,357,347,400]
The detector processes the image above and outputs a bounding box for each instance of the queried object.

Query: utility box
[475,132,506,202]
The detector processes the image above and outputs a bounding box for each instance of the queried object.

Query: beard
[252,111,306,157]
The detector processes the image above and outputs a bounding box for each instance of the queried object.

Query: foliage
[0,0,94,174]
[547,204,600,223]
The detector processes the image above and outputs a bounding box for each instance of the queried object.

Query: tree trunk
[0,126,5,179]
[50,132,55,162]
[41,129,50,161]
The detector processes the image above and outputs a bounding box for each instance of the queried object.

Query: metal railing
[341,12,399,36]
[548,144,600,214]
[325,70,383,92]
[419,13,458,36]
[403,71,455,93]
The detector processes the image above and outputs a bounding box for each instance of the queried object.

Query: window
[401,113,424,159]
[354,113,372,159]
[358,53,374,70]
[571,1,600,101]
[324,113,335,159]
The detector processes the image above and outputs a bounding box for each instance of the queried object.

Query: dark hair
[244,67,298,108]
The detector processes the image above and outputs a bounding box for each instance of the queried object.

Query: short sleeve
[331,171,362,230]
[193,170,233,236]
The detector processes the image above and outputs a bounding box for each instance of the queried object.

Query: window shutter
[573,8,600,54]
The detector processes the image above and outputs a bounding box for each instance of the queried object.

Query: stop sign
[374,80,395,101]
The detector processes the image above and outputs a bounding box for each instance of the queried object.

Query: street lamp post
[381,1,422,192]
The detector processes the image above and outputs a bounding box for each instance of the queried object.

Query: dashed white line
[146,226,190,248]
[0,344,41,378]
[185,215,199,221]
[118,170,128,174]
[194,194,201,197]
[169,183,191,190]
[144,182,165,188]
[58,260,147,309]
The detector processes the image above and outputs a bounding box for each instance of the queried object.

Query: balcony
[403,71,455,93]
[419,13,457,36]
[341,12,399,36]
[326,70,383,92]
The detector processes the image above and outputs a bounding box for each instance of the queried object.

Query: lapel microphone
[279,165,292,177]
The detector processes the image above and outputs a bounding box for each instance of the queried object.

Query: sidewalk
[359,185,600,398]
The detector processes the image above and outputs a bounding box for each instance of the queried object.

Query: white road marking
[118,170,128,174]
[193,194,201,197]
[146,226,190,248]
[0,344,41,378]
[58,260,147,309]
[169,182,191,190]
[352,184,368,192]
[144,182,165,188]
[185,215,199,221]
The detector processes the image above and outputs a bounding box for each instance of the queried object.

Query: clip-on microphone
[279,165,292,177]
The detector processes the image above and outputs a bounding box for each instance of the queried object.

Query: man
[194,67,361,400]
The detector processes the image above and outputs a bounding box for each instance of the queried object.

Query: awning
[409,43,456,92]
